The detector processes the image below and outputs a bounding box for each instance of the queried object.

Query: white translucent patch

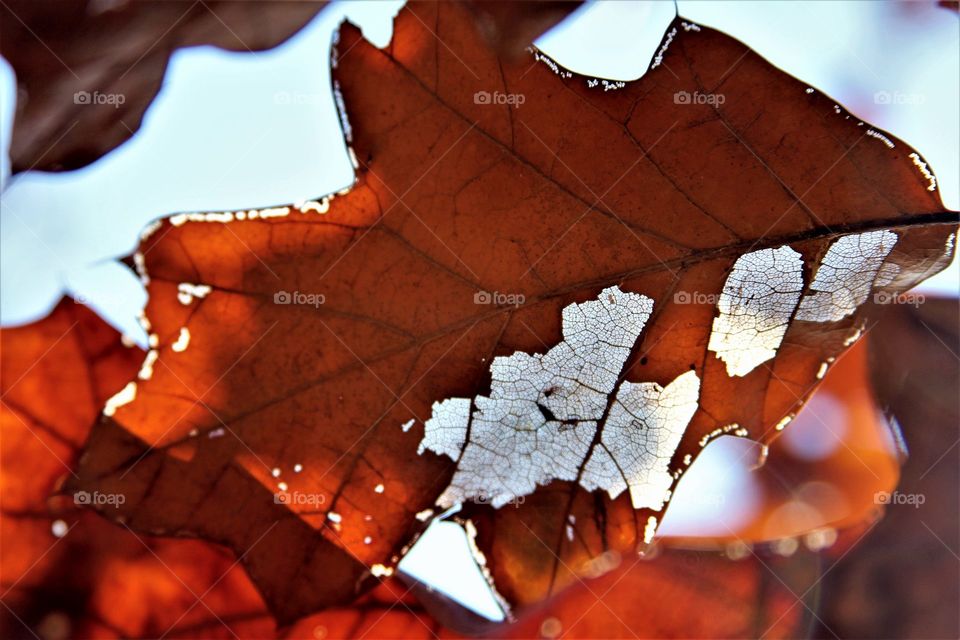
[796,231,898,322]
[775,415,793,432]
[865,129,895,148]
[177,282,212,305]
[103,381,137,416]
[418,398,470,460]
[170,206,292,227]
[909,152,938,192]
[580,370,700,511]
[332,81,353,142]
[401,418,415,433]
[698,422,747,447]
[708,246,804,377]
[816,361,829,379]
[585,78,626,91]
[421,286,670,509]
[139,219,163,241]
[650,27,676,69]
[295,198,331,214]
[137,349,159,380]
[643,515,658,544]
[134,252,149,285]
[171,327,191,352]
[532,50,573,79]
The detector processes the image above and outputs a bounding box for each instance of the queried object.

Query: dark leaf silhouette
[66,0,956,621]
[0,0,326,173]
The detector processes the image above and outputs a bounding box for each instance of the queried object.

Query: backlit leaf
[68,1,957,620]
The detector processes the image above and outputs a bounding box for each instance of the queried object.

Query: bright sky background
[1,0,957,622]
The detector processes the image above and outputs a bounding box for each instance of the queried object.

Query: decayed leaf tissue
[1,1,957,639]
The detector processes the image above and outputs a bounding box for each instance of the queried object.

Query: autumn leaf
[68,0,956,622]
[665,334,901,544]
[0,0,326,173]
[0,300,272,639]
[0,295,890,640]
[491,547,816,639]
[0,301,460,639]
[812,299,960,638]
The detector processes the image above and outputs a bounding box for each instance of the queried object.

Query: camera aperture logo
[873,291,924,308]
[875,491,925,508]
[474,290,525,307]
[74,490,126,508]
[474,90,525,108]
[274,290,326,308]
[73,90,126,108]
[673,90,725,106]
[673,291,721,305]
[274,491,326,506]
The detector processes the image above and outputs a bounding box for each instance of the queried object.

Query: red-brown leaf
[67,0,956,622]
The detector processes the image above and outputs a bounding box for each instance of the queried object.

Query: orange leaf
[68,1,956,621]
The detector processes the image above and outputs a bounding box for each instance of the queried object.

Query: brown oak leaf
[67,0,956,622]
